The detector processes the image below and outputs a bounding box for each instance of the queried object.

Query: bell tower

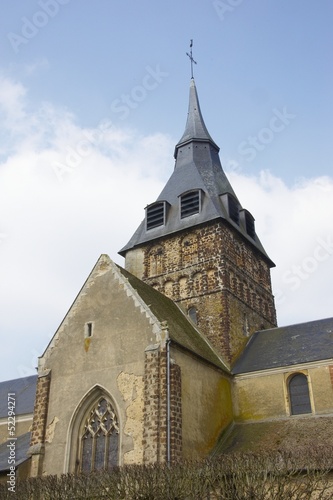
[119,78,277,366]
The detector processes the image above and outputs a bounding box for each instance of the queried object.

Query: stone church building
[1,78,333,479]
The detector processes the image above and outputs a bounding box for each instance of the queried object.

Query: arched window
[188,306,197,324]
[288,373,312,415]
[79,397,119,472]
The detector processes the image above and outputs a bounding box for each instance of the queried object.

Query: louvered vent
[180,190,200,219]
[228,195,239,225]
[146,202,165,230]
[245,212,255,239]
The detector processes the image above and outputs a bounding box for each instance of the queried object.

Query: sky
[0,0,332,381]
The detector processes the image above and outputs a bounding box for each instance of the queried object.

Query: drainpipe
[166,338,171,465]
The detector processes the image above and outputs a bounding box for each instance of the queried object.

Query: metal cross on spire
[186,39,197,79]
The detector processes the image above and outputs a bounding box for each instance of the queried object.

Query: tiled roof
[232,317,333,374]
[0,375,37,418]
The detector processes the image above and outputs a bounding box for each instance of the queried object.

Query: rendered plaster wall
[308,365,333,414]
[234,364,333,422]
[172,347,232,460]
[233,372,286,421]
[38,257,157,476]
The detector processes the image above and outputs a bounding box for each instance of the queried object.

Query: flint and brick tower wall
[143,345,182,463]
[28,372,51,477]
[125,220,277,365]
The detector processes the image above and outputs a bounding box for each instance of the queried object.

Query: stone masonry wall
[170,361,182,462]
[142,345,166,463]
[30,372,51,447]
[127,220,277,365]
[28,372,51,477]
[142,345,182,464]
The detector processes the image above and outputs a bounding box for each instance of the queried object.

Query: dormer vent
[180,190,201,219]
[228,195,240,225]
[146,201,167,230]
[244,212,256,239]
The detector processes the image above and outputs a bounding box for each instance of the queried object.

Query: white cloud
[227,170,333,326]
[0,76,332,381]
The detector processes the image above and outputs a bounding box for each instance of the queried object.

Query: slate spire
[119,78,274,267]
[174,78,219,159]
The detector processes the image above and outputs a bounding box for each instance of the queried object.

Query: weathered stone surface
[125,219,277,365]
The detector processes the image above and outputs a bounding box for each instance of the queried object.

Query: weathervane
[186,39,197,79]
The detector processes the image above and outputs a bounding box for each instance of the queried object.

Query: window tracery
[79,397,119,472]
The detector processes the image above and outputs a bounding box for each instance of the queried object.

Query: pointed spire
[174,78,219,159]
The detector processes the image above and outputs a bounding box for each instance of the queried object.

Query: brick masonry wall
[30,372,51,447]
[133,220,277,365]
[142,346,166,463]
[142,345,182,464]
[28,372,51,477]
[170,361,182,462]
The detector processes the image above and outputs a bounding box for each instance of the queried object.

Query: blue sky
[0,1,333,380]
[1,1,332,181]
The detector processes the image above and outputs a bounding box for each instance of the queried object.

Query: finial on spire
[186,39,197,79]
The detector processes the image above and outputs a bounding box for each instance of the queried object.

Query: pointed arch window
[188,306,198,324]
[79,397,119,472]
[288,373,312,415]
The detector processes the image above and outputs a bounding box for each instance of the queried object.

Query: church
[1,75,333,480]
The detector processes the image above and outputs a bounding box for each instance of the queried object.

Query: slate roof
[0,432,31,471]
[117,264,228,372]
[232,317,333,374]
[119,79,274,267]
[212,417,333,456]
[0,375,37,418]
[174,77,219,155]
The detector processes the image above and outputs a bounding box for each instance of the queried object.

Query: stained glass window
[79,397,119,472]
